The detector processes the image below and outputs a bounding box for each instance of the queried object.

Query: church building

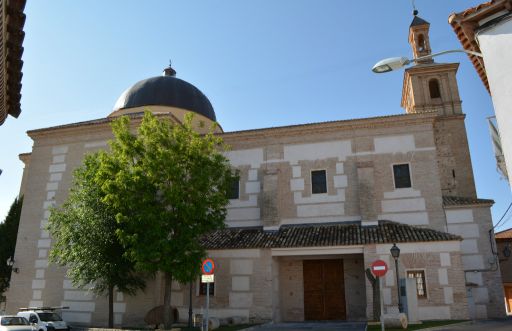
[6,14,506,326]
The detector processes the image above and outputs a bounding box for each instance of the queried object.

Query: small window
[311,170,327,194]
[199,279,215,296]
[407,270,427,298]
[417,34,425,51]
[429,79,441,98]
[393,164,411,188]
[228,178,239,200]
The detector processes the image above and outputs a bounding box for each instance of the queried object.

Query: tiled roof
[410,15,430,27]
[459,1,495,17]
[27,108,438,137]
[200,221,461,250]
[448,0,512,93]
[443,196,494,207]
[0,0,26,125]
[496,228,512,240]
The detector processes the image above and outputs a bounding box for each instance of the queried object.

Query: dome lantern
[163,61,177,77]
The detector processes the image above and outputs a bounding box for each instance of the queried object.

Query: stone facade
[5,108,506,324]
[4,13,507,327]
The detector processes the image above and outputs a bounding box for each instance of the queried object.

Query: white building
[449,0,512,185]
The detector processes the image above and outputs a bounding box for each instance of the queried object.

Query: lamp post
[372,49,483,73]
[390,243,402,313]
[188,281,193,328]
[504,243,511,258]
[6,256,19,273]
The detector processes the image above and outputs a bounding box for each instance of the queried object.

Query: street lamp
[390,243,402,313]
[372,49,483,73]
[503,244,511,258]
[6,256,19,273]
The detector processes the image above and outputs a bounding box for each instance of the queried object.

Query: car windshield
[37,313,62,322]
[1,317,30,326]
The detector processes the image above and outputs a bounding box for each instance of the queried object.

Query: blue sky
[1,0,511,230]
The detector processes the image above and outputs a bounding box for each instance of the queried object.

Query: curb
[236,324,269,331]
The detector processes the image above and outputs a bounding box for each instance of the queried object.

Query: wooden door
[506,286,512,314]
[303,259,346,320]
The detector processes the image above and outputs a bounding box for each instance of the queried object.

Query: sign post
[371,260,388,331]
[201,259,215,331]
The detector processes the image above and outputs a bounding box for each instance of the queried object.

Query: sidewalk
[241,321,366,331]
[419,318,512,331]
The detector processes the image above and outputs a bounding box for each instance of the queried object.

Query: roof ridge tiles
[201,220,461,249]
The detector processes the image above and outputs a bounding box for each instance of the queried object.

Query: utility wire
[493,201,512,230]
[496,210,512,231]
[489,201,512,256]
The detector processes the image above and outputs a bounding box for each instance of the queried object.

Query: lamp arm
[412,49,483,63]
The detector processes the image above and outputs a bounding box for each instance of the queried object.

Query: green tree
[97,111,236,329]
[47,156,145,327]
[0,196,23,300]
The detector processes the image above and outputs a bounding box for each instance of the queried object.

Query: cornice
[219,112,438,142]
[26,110,441,147]
[443,202,494,209]
[404,62,460,76]
[18,152,31,164]
[27,110,220,141]
[27,112,177,140]
[433,113,466,123]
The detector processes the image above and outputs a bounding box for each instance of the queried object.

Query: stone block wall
[167,249,273,324]
[446,205,506,318]
[433,117,476,198]
[343,257,366,320]
[279,259,304,321]
[364,242,469,321]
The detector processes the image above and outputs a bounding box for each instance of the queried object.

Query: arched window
[417,34,425,51]
[429,79,441,98]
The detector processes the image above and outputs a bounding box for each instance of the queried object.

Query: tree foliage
[97,111,236,328]
[0,196,23,299]
[47,155,145,327]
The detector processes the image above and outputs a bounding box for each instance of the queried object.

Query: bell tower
[408,11,433,63]
[401,11,463,116]
[401,11,476,198]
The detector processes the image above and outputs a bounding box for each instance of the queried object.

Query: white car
[0,316,35,331]
[16,310,69,331]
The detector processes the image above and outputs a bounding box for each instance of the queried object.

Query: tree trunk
[365,268,380,321]
[163,272,173,329]
[108,284,114,328]
[188,281,193,328]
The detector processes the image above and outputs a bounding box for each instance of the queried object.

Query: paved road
[244,319,512,331]
[246,322,366,331]
[427,319,512,331]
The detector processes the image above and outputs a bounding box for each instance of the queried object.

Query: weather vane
[412,0,418,16]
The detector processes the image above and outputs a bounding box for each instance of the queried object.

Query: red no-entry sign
[371,259,388,277]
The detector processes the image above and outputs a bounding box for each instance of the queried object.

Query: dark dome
[113,75,216,121]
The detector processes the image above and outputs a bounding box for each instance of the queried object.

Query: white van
[17,308,70,331]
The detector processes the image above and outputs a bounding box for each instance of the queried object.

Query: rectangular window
[393,164,412,188]
[311,170,327,194]
[228,178,240,200]
[407,270,427,298]
[199,279,215,296]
